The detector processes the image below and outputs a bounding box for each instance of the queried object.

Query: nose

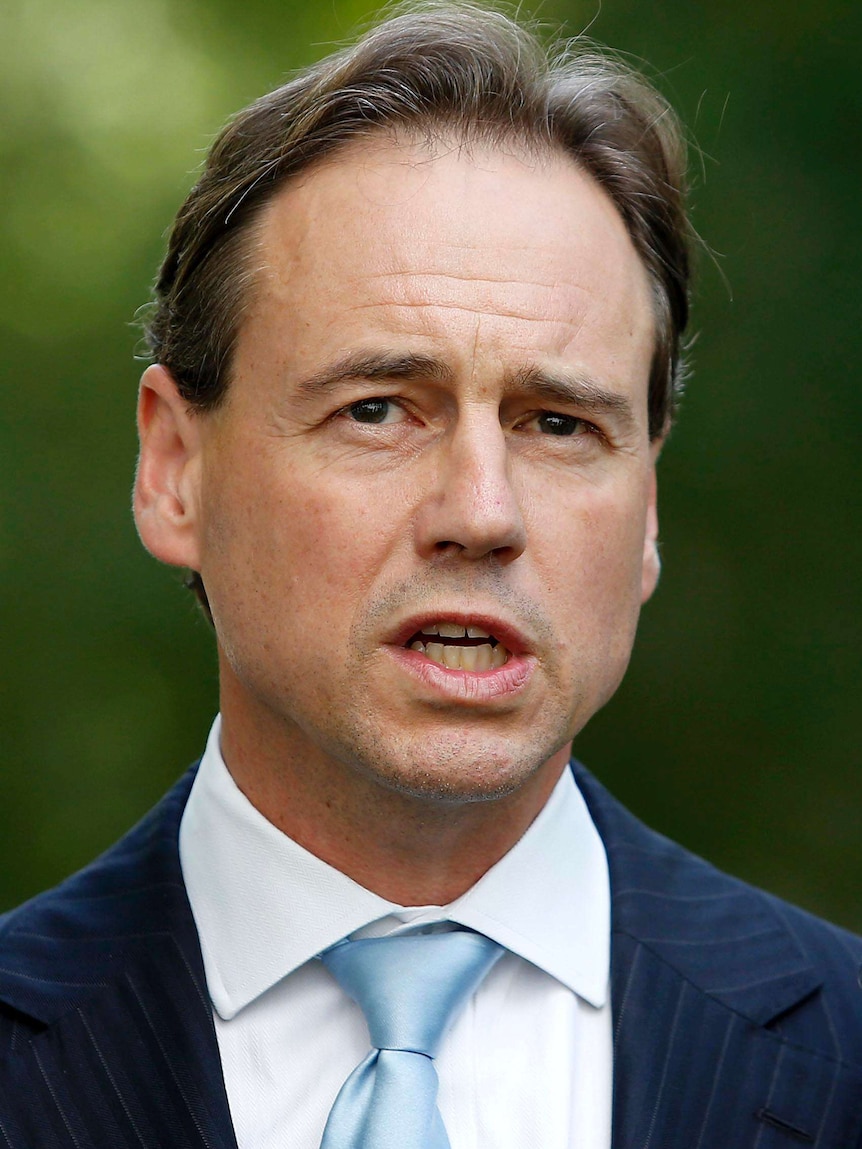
[415,412,527,563]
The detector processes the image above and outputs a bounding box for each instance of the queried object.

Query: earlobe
[133,364,204,571]
[641,463,661,603]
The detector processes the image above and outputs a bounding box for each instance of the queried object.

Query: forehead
[239,134,654,403]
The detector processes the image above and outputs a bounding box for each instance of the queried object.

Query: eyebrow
[506,366,639,436]
[296,350,639,435]
[297,351,452,395]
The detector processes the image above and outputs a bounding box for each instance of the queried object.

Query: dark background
[2,0,859,929]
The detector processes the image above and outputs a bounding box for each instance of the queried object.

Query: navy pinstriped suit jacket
[1,761,861,1148]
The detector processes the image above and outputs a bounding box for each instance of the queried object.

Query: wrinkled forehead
[222,134,652,429]
[243,133,655,376]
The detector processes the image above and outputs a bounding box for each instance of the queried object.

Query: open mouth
[406,621,511,671]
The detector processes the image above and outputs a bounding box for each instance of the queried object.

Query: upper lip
[388,610,532,656]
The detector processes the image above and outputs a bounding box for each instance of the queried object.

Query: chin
[350,733,568,807]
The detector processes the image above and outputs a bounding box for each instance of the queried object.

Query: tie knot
[322,930,503,1058]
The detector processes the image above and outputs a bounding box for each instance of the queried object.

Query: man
[1,5,860,1147]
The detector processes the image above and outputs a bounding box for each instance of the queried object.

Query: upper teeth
[421,621,492,639]
[409,620,508,668]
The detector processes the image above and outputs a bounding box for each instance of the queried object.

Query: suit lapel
[0,940,236,1149]
[574,762,862,1149]
[0,770,236,1149]
[609,932,862,1149]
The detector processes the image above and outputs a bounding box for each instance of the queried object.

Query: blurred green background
[1,0,859,929]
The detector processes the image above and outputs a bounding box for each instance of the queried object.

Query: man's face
[187,136,659,806]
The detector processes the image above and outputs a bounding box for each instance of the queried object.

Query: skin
[134,134,661,904]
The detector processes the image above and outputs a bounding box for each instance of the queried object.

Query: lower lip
[386,645,534,703]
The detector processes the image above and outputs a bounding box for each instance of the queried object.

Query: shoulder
[572,759,862,1065]
[0,767,198,1026]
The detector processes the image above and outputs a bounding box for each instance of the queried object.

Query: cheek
[205,461,398,627]
[287,479,398,598]
[534,478,649,589]
[554,490,649,699]
[532,488,650,688]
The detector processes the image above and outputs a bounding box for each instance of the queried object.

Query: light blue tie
[319,930,503,1149]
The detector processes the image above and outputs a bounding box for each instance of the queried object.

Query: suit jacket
[1,762,861,1148]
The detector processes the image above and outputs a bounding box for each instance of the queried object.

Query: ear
[640,450,661,603]
[133,364,204,571]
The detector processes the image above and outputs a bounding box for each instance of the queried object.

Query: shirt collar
[180,716,609,1020]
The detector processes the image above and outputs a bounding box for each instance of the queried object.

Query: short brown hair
[142,2,691,613]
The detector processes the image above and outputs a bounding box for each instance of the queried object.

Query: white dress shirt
[180,716,612,1149]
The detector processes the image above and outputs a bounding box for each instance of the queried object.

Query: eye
[532,412,593,437]
[343,398,404,425]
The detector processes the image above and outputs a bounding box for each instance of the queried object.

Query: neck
[217,692,569,906]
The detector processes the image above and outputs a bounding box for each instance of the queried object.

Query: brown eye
[347,399,394,424]
[536,412,587,436]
